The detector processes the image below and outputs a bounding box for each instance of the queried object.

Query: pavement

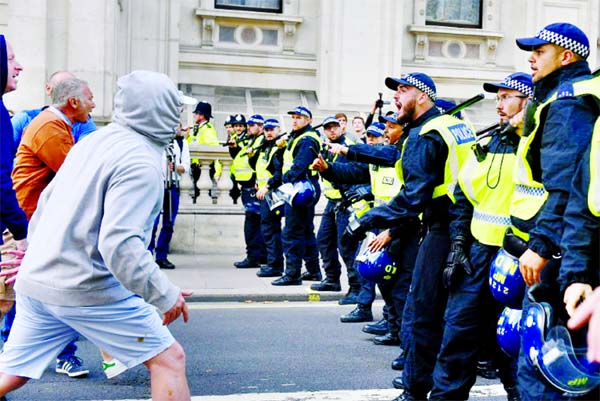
[162,252,361,303]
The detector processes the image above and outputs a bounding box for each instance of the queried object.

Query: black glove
[345,185,374,204]
[443,235,473,289]
[342,219,367,244]
[375,98,384,109]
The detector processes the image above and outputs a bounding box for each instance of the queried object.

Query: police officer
[559,113,600,401]
[427,72,533,401]
[255,118,285,278]
[311,116,359,293]
[509,23,597,401]
[224,115,241,204]
[187,101,221,202]
[230,114,267,268]
[344,73,476,401]
[326,116,412,350]
[272,106,322,286]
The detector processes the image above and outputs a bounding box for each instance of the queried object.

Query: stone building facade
[2,0,599,135]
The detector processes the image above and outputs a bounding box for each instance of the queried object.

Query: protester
[0,70,191,401]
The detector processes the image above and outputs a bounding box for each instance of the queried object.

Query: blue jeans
[149,186,180,261]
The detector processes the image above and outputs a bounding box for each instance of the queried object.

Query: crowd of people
[214,21,600,401]
[0,20,600,401]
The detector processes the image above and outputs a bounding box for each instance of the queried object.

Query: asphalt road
[3,301,507,401]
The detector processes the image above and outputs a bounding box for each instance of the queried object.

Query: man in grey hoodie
[0,70,191,401]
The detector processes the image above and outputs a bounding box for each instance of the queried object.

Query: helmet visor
[537,326,600,396]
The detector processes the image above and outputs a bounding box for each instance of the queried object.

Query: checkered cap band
[403,75,437,101]
[502,77,533,97]
[538,28,590,58]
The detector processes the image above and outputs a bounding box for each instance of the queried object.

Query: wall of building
[2,0,600,126]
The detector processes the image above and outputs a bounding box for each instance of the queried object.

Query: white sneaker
[102,358,127,379]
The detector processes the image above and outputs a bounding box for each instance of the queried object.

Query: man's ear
[68,97,79,109]
[560,48,577,66]
[416,91,429,106]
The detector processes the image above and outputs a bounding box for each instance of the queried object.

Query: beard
[396,97,417,125]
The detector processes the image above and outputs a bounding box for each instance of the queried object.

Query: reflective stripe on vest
[233,135,263,182]
[256,145,278,189]
[513,75,600,220]
[282,130,322,175]
[419,114,476,202]
[589,120,600,216]
[510,116,548,221]
[458,137,516,246]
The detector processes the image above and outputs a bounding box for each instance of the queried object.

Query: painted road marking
[187,300,386,310]
[93,384,506,400]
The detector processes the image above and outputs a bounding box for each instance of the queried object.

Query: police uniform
[187,102,222,202]
[511,24,598,401]
[329,120,415,339]
[557,128,600,401]
[230,114,267,267]
[314,117,360,292]
[428,73,533,401]
[559,128,600,291]
[272,106,322,285]
[349,73,476,400]
[224,115,242,204]
[255,119,285,277]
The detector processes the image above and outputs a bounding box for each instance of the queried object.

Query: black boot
[340,305,373,323]
[362,318,389,335]
[256,266,283,277]
[373,332,400,346]
[300,271,322,281]
[391,349,405,370]
[156,258,176,269]
[234,258,260,268]
[271,275,302,286]
[310,279,341,291]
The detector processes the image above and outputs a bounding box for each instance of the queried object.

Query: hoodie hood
[112,70,182,146]
[0,35,8,97]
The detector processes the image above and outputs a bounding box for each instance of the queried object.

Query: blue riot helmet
[271,180,316,207]
[291,180,316,207]
[355,245,397,284]
[523,300,600,396]
[497,307,522,358]
[489,247,526,309]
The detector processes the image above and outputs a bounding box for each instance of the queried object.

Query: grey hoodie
[15,71,183,313]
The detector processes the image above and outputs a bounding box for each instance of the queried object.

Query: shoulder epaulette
[556,82,575,99]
